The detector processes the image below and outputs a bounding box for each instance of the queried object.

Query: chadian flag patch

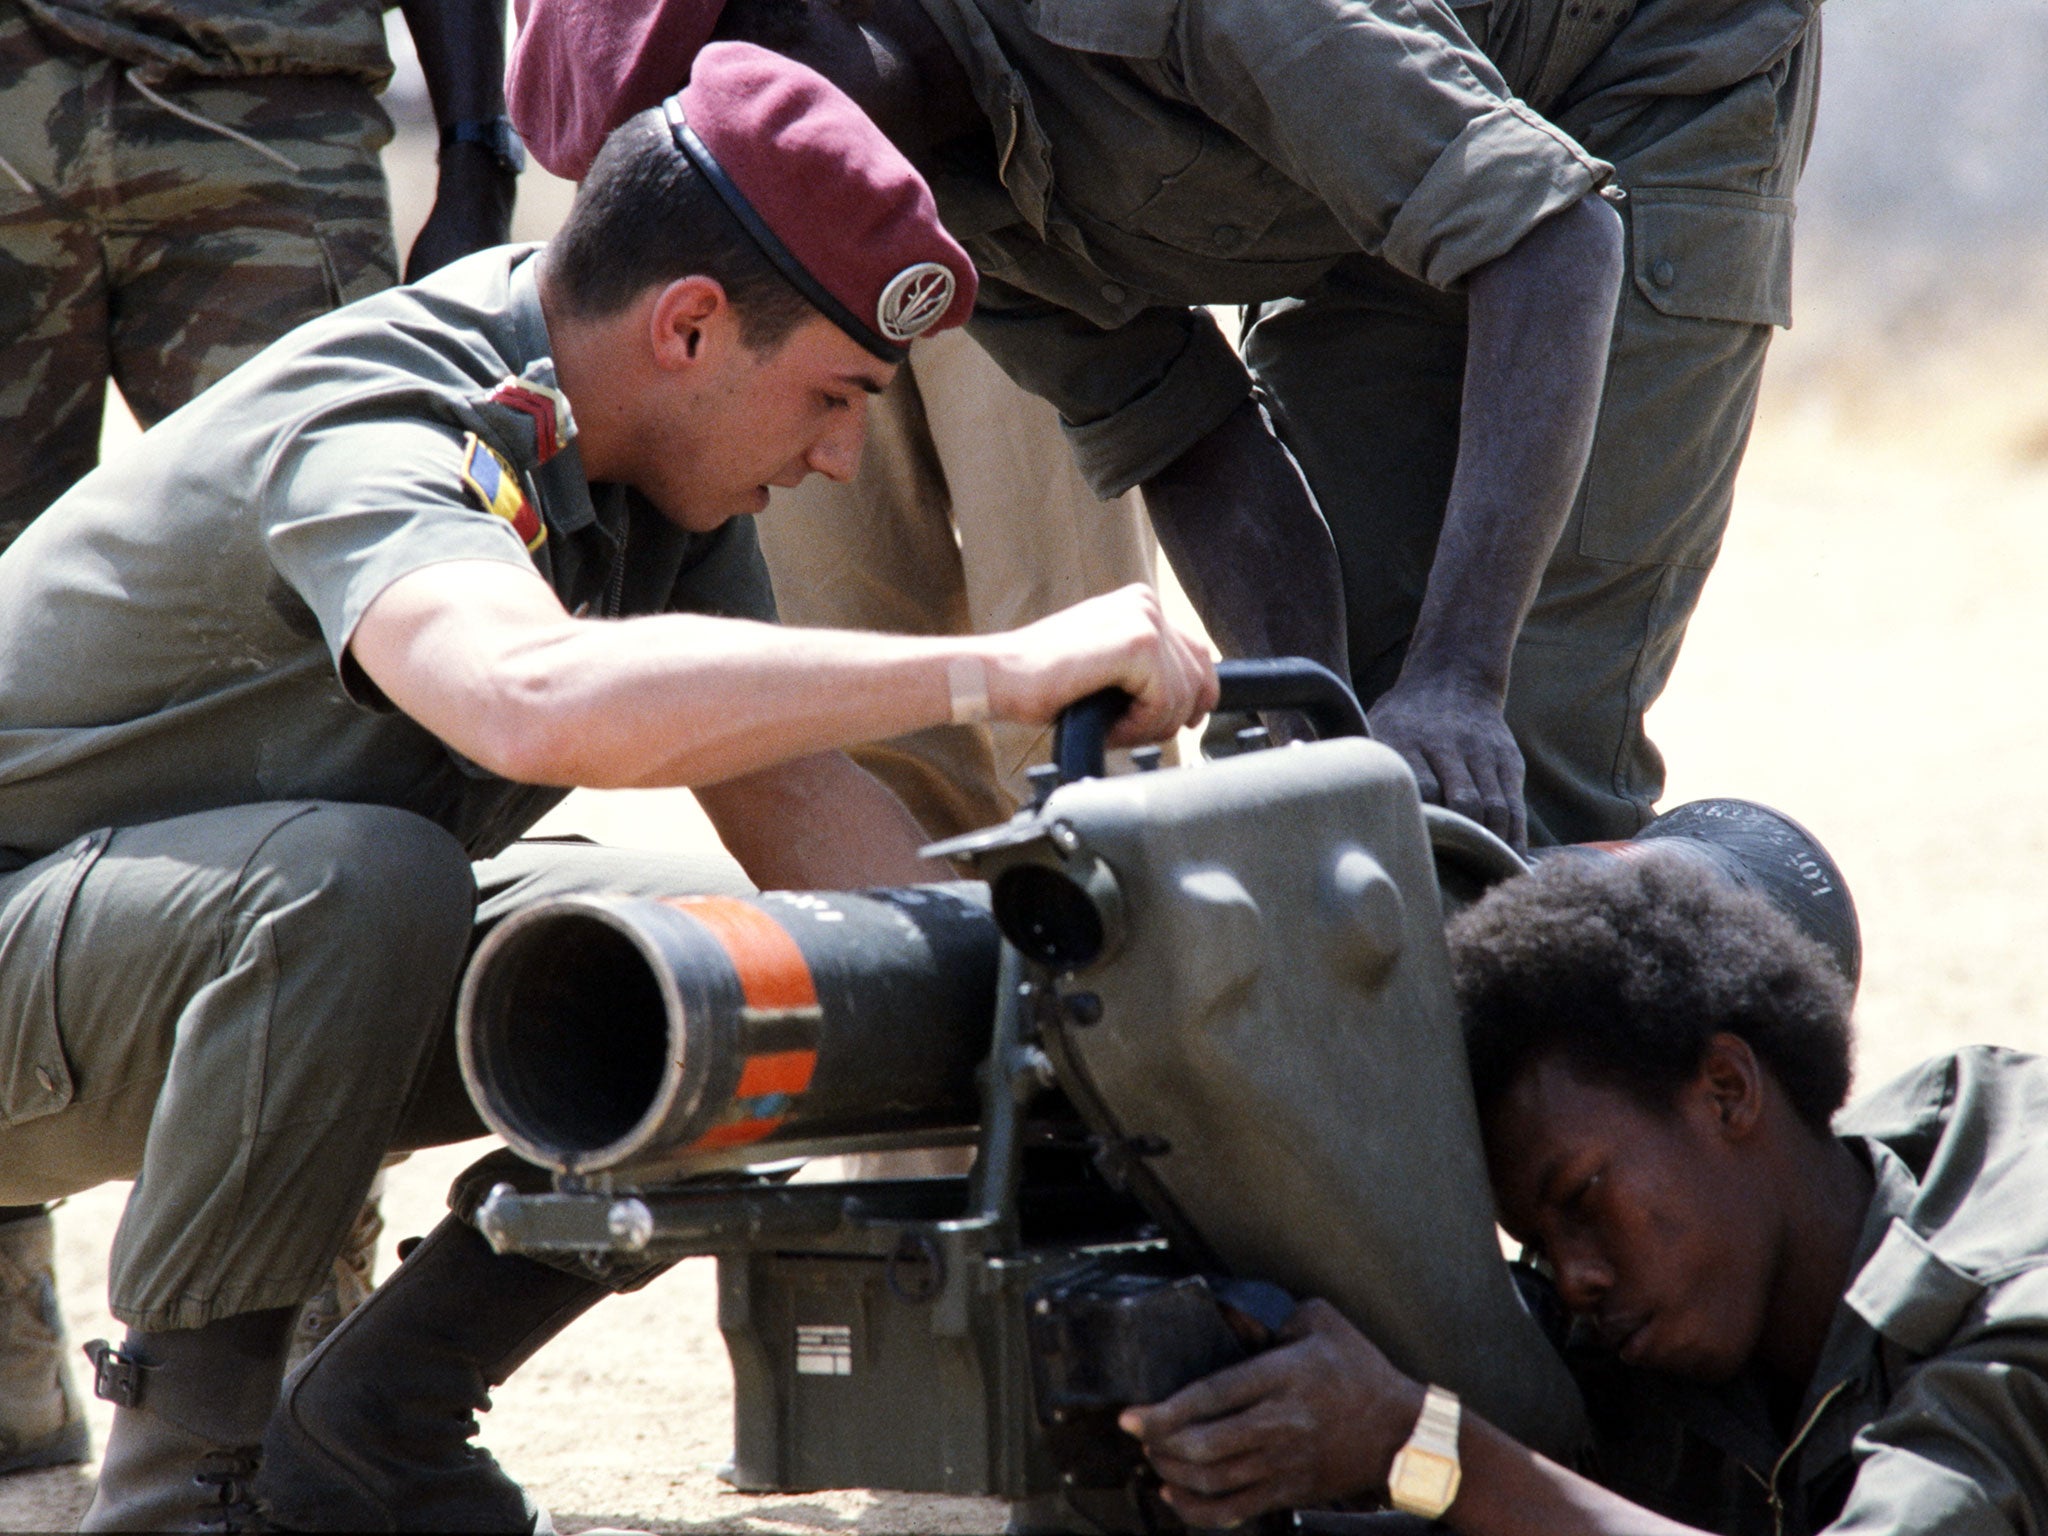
[458,433,545,552]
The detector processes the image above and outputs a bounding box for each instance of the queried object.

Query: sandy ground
[9,10,2048,1532]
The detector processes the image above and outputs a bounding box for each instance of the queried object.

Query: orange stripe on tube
[736,1049,818,1098]
[665,896,819,1010]
[692,1116,786,1151]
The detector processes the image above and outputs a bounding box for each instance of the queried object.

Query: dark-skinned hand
[404,144,517,283]
[1118,1299,1425,1528]
[1367,676,1527,851]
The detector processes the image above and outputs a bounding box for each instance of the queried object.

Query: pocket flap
[0,831,109,1129]
[1025,0,1180,57]
[1629,189,1794,328]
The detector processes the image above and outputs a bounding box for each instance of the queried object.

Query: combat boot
[79,1307,294,1532]
[0,1206,90,1475]
[257,1215,606,1533]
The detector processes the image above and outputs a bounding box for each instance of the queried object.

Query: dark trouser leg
[1242,258,1465,715]
[105,70,397,429]
[0,802,478,1327]
[0,801,478,1526]
[0,7,114,543]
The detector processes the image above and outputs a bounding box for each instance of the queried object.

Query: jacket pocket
[0,830,109,1128]
[1627,187,1794,328]
[1572,187,1792,568]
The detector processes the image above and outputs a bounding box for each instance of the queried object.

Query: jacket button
[1212,224,1245,251]
[1651,258,1676,288]
[1100,283,1127,304]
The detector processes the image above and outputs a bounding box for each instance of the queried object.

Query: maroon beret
[659,44,975,361]
[508,0,722,183]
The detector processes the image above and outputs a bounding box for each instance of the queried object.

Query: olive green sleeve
[1825,1268,2048,1535]
[964,276,1253,497]
[261,414,541,696]
[1171,0,1610,287]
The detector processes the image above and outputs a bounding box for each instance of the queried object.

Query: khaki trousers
[756,328,1161,840]
[0,803,748,1331]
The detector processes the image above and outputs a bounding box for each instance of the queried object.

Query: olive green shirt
[0,244,777,864]
[16,0,394,84]
[916,0,1814,496]
[1577,1048,2048,1535]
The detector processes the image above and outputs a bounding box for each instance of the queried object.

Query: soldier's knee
[245,804,475,963]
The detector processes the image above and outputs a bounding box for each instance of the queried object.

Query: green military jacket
[914,0,1814,495]
[1576,1047,2048,1535]
[0,244,777,864]
[14,0,395,84]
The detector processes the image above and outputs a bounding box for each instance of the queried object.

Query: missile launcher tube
[457,884,999,1178]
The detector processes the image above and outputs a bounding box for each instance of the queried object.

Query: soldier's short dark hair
[545,108,814,351]
[1448,854,1856,1133]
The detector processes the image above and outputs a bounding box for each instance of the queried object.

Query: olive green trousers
[0,802,748,1332]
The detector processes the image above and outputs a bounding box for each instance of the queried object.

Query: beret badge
[876,262,957,344]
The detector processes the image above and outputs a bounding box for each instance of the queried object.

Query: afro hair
[1448,851,1856,1132]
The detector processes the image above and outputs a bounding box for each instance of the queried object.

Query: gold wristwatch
[1387,1384,1462,1519]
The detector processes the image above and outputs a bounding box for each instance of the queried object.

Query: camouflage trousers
[0,0,397,545]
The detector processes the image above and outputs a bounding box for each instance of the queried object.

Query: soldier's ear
[647,276,730,371]
[1694,1033,1765,1142]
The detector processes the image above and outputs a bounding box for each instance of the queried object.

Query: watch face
[1390,1448,1460,1516]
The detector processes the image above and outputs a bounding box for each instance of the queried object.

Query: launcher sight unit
[460,660,1859,1531]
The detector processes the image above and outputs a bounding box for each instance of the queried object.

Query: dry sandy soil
[8,7,2048,1530]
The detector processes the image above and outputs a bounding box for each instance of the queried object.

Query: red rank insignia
[489,374,571,464]
[458,433,546,552]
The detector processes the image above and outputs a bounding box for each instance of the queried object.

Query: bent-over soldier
[512,0,1820,849]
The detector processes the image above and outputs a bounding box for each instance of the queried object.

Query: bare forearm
[464,614,976,788]
[1140,396,1351,683]
[1449,1414,1704,1536]
[697,752,952,889]
[1403,195,1623,698]
[397,0,506,124]
[353,564,1214,792]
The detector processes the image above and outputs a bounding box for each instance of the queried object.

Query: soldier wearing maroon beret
[0,41,1216,1532]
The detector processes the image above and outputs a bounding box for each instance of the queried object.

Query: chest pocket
[1120,124,1302,261]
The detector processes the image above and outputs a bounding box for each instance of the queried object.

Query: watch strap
[440,116,526,174]
[1387,1385,1462,1518]
[1411,1384,1460,1457]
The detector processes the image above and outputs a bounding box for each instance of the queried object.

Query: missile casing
[457,883,999,1178]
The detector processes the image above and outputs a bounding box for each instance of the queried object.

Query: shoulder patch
[459,433,546,552]
[489,373,574,464]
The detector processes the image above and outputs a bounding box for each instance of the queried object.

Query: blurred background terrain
[7,1,2048,1528]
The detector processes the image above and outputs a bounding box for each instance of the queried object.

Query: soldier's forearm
[1447,1412,1707,1536]
[1402,194,1623,701]
[397,0,508,127]
[1140,397,1351,683]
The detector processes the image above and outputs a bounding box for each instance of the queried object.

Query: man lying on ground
[1125,854,2048,1535]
